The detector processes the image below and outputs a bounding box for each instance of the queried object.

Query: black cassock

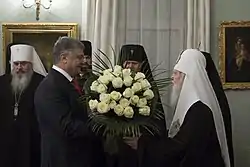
[0,72,44,167]
[101,44,166,167]
[139,101,225,167]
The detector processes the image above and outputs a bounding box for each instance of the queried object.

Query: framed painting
[219,21,250,89]
[2,23,79,72]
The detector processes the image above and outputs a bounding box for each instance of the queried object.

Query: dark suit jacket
[34,69,99,167]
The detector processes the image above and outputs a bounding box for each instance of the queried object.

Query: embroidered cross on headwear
[130,49,134,55]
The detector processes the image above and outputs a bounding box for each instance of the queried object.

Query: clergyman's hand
[123,136,140,150]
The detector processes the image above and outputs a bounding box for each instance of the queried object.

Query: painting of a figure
[219,21,250,89]
[13,32,67,71]
[2,23,78,73]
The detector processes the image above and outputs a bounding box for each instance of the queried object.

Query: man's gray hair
[53,36,85,64]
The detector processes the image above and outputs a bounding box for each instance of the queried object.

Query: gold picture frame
[2,22,79,72]
[219,21,250,89]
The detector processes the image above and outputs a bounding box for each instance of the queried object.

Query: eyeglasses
[12,61,30,66]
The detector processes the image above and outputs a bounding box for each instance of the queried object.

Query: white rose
[98,75,110,85]
[113,72,120,77]
[122,69,131,77]
[141,79,151,89]
[114,65,122,75]
[123,106,134,118]
[106,73,115,81]
[123,76,133,87]
[110,91,122,101]
[114,104,124,116]
[99,93,110,103]
[131,82,142,92]
[103,69,115,81]
[119,98,130,108]
[139,106,151,116]
[97,102,109,113]
[90,85,98,92]
[91,80,99,87]
[88,99,98,111]
[97,84,107,93]
[90,80,99,92]
[134,72,145,81]
[109,100,117,109]
[123,88,134,98]
[137,98,147,107]
[112,77,123,88]
[103,69,112,75]
[143,89,154,100]
[130,95,140,105]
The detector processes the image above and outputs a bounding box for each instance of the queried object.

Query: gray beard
[11,70,34,93]
[170,83,182,110]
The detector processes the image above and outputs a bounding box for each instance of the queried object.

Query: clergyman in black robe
[103,44,166,167]
[139,49,231,167]
[78,40,107,167]
[0,44,46,167]
[72,40,94,94]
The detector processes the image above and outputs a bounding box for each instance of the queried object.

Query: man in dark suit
[34,37,104,167]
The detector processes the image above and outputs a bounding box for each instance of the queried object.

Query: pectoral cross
[14,103,19,117]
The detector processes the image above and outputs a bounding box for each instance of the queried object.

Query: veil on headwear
[169,49,230,167]
[202,51,234,167]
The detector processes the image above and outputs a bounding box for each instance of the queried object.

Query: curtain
[82,0,124,66]
[186,0,210,52]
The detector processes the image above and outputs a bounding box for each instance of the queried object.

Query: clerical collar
[52,65,73,82]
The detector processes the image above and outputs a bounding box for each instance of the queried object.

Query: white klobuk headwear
[10,44,47,76]
[168,49,230,167]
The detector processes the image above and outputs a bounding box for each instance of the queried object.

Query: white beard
[170,84,182,109]
[170,76,184,109]
[11,70,33,93]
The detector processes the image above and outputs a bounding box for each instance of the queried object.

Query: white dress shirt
[52,65,73,82]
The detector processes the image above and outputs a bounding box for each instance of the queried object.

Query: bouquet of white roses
[83,49,170,138]
[89,65,155,116]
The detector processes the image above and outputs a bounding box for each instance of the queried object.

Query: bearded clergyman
[138,49,232,167]
[0,44,47,167]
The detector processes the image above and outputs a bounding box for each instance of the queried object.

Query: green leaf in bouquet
[152,78,172,86]
[150,70,170,81]
[98,49,114,70]
[140,60,151,78]
[153,109,165,120]
[150,62,164,73]
[141,125,154,136]
[90,69,103,76]
[92,62,106,71]
[93,52,110,69]
[110,45,117,66]
[152,78,172,90]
